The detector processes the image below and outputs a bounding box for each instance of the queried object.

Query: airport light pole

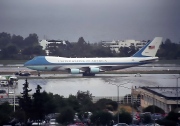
[176,74,180,109]
[173,74,180,109]
[13,84,16,112]
[107,81,132,124]
[152,93,155,126]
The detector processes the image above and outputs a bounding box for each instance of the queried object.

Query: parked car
[31,120,46,126]
[145,123,160,126]
[0,89,8,98]
[151,113,163,120]
[8,118,20,126]
[113,123,129,126]
[49,119,59,125]
[67,122,85,126]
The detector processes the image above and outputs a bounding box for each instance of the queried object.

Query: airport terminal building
[132,86,180,113]
[92,86,180,114]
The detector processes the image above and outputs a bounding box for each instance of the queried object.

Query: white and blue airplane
[24,37,162,76]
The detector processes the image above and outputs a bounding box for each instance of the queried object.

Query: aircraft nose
[24,60,31,67]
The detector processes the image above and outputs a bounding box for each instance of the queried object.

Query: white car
[49,119,59,125]
[31,120,46,126]
[113,123,129,126]
[145,123,160,126]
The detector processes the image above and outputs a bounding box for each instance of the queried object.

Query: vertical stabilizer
[132,37,162,57]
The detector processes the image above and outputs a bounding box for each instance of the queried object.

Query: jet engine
[90,68,101,73]
[70,69,83,74]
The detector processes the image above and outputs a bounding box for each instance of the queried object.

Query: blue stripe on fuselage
[24,56,152,66]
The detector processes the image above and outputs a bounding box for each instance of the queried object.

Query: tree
[21,46,34,56]
[77,37,86,45]
[53,94,67,112]
[0,48,9,59]
[0,45,18,59]
[95,98,118,111]
[33,45,45,55]
[129,46,138,56]
[0,32,11,48]
[24,33,39,47]
[31,85,44,121]
[90,111,113,125]
[143,105,165,114]
[67,95,80,112]
[11,34,24,49]
[76,90,92,105]
[155,110,180,126]
[108,101,118,111]
[115,110,132,124]
[14,109,26,125]
[76,90,94,112]
[72,37,89,57]
[119,47,131,57]
[40,92,57,115]
[0,102,13,125]
[164,39,172,45]
[56,107,75,125]
[6,45,18,56]
[166,111,180,123]
[95,99,112,111]
[91,44,113,57]
[157,39,180,59]
[141,114,152,124]
[18,79,32,125]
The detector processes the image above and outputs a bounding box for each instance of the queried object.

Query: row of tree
[0,32,45,59]
[0,32,180,60]
[0,79,180,126]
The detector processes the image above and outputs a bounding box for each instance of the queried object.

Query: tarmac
[0,69,179,79]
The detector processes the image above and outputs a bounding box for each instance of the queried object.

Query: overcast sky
[0,0,180,42]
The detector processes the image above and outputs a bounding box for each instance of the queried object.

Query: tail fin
[132,37,162,57]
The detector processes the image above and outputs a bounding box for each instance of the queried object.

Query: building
[92,96,124,103]
[39,39,67,55]
[132,86,180,113]
[1,85,179,114]
[102,39,147,53]
[0,88,19,105]
[92,94,139,105]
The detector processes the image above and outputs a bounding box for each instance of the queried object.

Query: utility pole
[107,81,132,124]
[176,76,180,108]
[117,85,119,124]
[153,93,155,126]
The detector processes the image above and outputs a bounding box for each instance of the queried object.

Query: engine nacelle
[70,69,81,74]
[90,68,100,73]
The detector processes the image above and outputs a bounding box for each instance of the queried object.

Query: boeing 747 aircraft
[24,37,162,76]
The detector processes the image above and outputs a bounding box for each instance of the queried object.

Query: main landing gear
[37,71,41,76]
[82,72,95,76]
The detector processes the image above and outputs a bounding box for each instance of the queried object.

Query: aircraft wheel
[38,71,40,76]
[82,72,95,76]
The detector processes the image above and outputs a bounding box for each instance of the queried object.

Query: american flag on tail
[148,45,155,49]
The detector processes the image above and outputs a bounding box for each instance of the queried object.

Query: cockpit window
[32,57,38,60]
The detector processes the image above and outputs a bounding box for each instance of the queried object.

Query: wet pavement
[9,74,179,97]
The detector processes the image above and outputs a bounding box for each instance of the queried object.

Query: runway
[1,63,179,97]
[5,74,179,98]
